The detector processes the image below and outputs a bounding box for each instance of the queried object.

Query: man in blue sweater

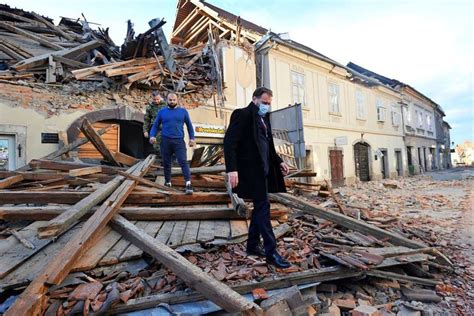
[150,93,195,194]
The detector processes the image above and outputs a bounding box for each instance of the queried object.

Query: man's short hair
[151,90,160,97]
[167,92,177,98]
[252,87,273,98]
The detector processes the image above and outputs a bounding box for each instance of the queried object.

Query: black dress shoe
[266,252,291,269]
[246,245,266,257]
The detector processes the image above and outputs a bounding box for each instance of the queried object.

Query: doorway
[354,142,370,181]
[380,149,389,179]
[395,150,402,176]
[329,149,344,187]
[0,135,16,171]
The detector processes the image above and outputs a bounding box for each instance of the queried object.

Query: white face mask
[258,103,270,116]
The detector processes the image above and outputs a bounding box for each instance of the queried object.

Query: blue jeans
[160,137,191,183]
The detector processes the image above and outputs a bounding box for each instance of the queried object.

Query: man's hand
[280,162,290,176]
[227,171,239,188]
[143,131,149,138]
[149,137,157,144]
[189,139,196,147]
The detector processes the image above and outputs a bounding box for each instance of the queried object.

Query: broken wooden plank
[11,40,101,71]
[0,205,241,221]
[0,222,52,278]
[196,220,215,243]
[366,270,441,286]
[68,166,102,177]
[4,155,155,316]
[230,220,248,238]
[52,55,90,69]
[271,193,426,249]
[0,21,64,50]
[37,172,127,238]
[0,191,230,205]
[80,119,120,166]
[181,221,200,245]
[42,125,115,160]
[0,174,23,189]
[110,215,262,314]
[113,151,139,166]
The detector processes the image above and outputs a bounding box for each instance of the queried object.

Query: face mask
[258,103,270,116]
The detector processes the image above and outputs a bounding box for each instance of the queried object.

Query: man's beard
[168,103,177,108]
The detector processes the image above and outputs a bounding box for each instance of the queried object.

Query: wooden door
[329,149,344,187]
[78,122,119,159]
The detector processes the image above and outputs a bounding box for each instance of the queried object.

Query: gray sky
[3,0,473,145]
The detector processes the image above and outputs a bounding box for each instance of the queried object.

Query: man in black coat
[224,87,291,269]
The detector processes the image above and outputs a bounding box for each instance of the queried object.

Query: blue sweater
[150,107,195,139]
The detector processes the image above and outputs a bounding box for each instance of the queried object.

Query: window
[376,97,385,122]
[391,105,401,126]
[291,71,305,106]
[355,90,366,120]
[426,114,432,131]
[328,83,340,114]
[416,109,424,128]
[405,106,412,125]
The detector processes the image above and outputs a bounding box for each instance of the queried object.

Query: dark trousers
[160,137,191,183]
[247,177,276,256]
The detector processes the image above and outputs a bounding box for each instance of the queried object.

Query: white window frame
[376,97,386,122]
[291,70,306,106]
[328,82,340,114]
[355,90,366,120]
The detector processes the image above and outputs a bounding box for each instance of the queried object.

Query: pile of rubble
[0,4,220,109]
[0,119,471,315]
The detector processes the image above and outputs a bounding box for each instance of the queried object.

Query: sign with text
[335,136,348,146]
[194,124,225,138]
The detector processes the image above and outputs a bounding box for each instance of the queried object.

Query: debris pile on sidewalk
[0,121,471,315]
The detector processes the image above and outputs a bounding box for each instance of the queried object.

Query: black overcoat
[223,102,286,200]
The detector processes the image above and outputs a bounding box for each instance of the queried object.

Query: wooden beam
[68,166,102,177]
[366,270,441,286]
[37,172,125,238]
[0,21,64,50]
[28,11,75,41]
[29,159,123,174]
[4,155,156,316]
[117,170,171,192]
[80,119,120,166]
[0,174,24,189]
[11,39,101,71]
[0,43,25,61]
[172,7,200,37]
[1,205,235,220]
[112,151,139,166]
[110,215,262,314]
[155,165,225,176]
[52,55,89,69]
[0,191,230,205]
[271,193,427,249]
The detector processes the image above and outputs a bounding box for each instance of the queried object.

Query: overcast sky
[4,0,473,145]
